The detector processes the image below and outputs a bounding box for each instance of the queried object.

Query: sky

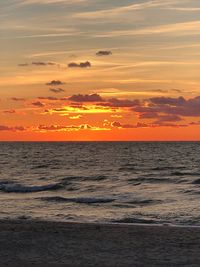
[0,0,200,141]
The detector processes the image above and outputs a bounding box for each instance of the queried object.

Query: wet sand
[0,220,200,267]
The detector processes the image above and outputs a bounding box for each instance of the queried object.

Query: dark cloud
[37,124,92,132]
[111,120,187,128]
[11,97,25,101]
[80,124,91,130]
[98,98,140,108]
[18,62,58,67]
[139,112,159,119]
[136,122,149,128]
[171,89,182,93]
[44,108,67,114]
[111,121,148,128]
[69,104,89,110]
[135,96,200,117]
[38,97,59,101]
[32,61,57,66]
[96,51,112,56]
[3,110,16,114]
[32,101,45,107]
[0,125,26,131]
[153,115,182,125]
[68,61,91,68]
[151,89,168,93]
[49,88,65,94]
[32,62,48,66]
[109,98,140,107]
[51,108,67,112]
[38,125,68,131]
[68,94,104,102]
[38,96,68,101]
[150,96,186,106]
[111,121,122,127]
[46,80,65,86]
[189,121,200,126]
[18,63,29,67]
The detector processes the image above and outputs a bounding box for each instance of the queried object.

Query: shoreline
[0,219,200,266]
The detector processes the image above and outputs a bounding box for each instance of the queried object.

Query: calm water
[0,142,200,225]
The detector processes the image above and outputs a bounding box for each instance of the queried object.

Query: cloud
[111,120,187,128]
[74,0,183,19]
[171,89,182,93]
[111,115,123,118]
[32,61,57,66]
[32,101,45,107]
[36,123,109,132]
[96,51,112,56]
[32,62,48,66]
[13,93,199,131]
[69,115,82,120]
[135,96,200,118]
[167,7,200,12]
[94,20,200,38]
[49,88,65,93]
[189,121,200,126]
[98,98,140,108]
[3,110,16,114]
[38,96,59,101]
[11,97,26,101]
[0,125,26,131]
[109,98,140,107]
[18,63,29,67]
[153,115,182,124]
[37,125,71,131]
[18,62,62,67]
[111,121,123,128]
[149,96,186,105]
[18,0,88,5]
[46,80,65,86]
[139,112,159,119]
[68,61,91,68]
[68,94,104,102]
[5,32,82,40]
[111,121,148,128]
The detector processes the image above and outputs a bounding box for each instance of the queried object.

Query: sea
[0,142,200,226]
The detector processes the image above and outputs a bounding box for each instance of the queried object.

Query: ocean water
[0,141,200,225]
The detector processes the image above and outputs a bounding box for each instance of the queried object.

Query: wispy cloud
[74,0,187,19]
[16,0,89,6]
[167,7,200,11]
[94,20,200,37]
[2,31,83,40]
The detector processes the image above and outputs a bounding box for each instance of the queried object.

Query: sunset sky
[1,0,200,141]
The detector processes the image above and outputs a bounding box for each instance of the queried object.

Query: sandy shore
[0,220,200,266]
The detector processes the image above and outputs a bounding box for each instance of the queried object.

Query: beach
[0,220,200,267]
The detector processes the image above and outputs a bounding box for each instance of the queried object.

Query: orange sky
[0,0,200,141]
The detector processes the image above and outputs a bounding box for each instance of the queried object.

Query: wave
[192,179,200,184]
[183,189,199,195]
[0,182,63,193]
[111,217,159,224]
[171,171,200,176]
[31,164,50,169]
[40,196,115,204]
[126,199,162,206]
[119,167,136,171]
[61,175,108,183]
[128,177,171,184]
[152,166,186,171]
